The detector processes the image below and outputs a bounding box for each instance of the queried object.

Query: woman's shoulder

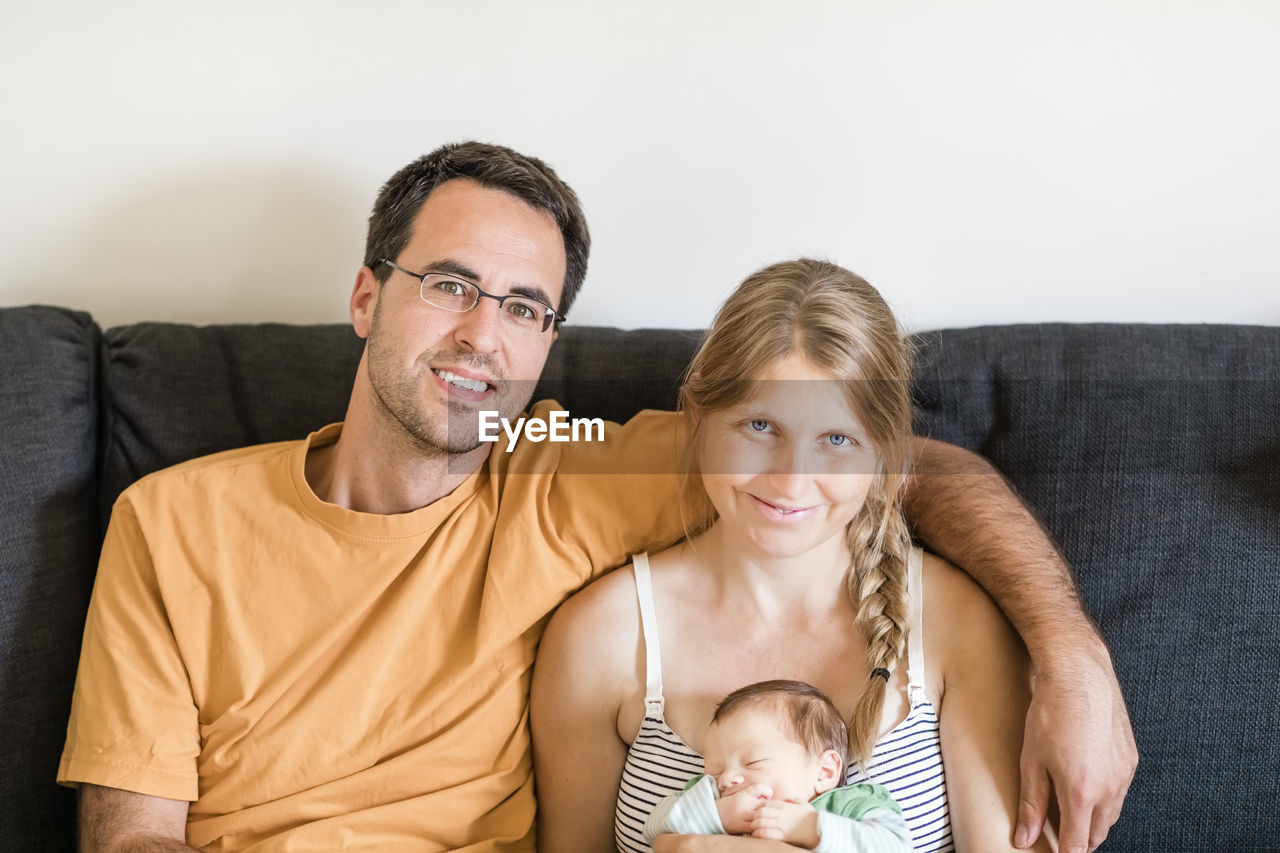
[547,557,643,643]
[544,543,696,660]
[919,550,1025,680]
[920,550,1004,619]
[536,559,648,710]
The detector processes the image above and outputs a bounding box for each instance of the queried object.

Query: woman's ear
[813,749,844,794]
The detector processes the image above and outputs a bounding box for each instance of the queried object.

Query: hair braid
[844,484,912,768]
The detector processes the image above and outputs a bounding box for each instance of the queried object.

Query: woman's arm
[928,553,1055,852]
[902,437,1136,851]
[531,569,641,853]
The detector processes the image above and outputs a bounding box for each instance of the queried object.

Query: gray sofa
[2,304,1277,852]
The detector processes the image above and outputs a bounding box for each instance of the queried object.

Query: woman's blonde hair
[678,258,914,766]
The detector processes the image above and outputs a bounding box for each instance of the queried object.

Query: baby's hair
[712,679,851,775]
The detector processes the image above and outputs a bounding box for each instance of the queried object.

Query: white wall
[2,1,1277,332]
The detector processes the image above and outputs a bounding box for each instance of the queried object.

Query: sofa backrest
[911,323,1280,849]
[0,306,101,851]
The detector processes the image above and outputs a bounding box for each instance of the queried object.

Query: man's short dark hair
[363,141,591,316]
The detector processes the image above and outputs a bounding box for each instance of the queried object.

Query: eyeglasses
[380,259,564,334]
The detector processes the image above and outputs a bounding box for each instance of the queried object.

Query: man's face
[352,178,567,455]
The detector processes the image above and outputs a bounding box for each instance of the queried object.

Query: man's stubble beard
[364,300,535,458]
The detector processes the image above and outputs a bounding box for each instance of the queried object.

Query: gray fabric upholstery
[0,306,100,852]
[100,322,365,515]
[2,308,1277,851]
[911,324,1280,850]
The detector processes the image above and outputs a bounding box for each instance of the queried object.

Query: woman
[532,259,1050,852]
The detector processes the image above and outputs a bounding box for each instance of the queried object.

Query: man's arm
[79,785,195,853]
[901,436,1138,852]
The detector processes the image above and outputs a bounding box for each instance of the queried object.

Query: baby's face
[703,707,832,804]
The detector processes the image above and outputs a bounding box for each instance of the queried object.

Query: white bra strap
[906,546,927,705]
[631,553,665,712]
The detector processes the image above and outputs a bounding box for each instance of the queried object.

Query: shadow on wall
[25,162,366,326]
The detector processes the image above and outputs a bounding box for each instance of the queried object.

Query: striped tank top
[614,548,954,853]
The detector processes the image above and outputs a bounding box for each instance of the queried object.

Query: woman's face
[698,354,877,561]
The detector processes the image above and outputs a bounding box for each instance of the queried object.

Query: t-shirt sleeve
[57,497,201,801]
[538,403,687,576]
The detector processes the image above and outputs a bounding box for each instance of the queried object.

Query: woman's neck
[686,521,853,619]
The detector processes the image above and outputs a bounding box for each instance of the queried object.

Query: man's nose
[452,299,503,352]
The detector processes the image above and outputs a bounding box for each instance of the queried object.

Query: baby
[645,680,911,852]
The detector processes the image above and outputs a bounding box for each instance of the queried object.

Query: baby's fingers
[749,805,783,839]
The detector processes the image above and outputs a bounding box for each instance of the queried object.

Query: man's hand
[749,799,819,847]
[1015,638,1138,852]
[716,784,773,835]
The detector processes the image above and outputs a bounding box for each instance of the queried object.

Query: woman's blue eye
[827,434,849,447]
[749,420,769,432]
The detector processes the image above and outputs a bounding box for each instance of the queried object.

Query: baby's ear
[814,749,844,794]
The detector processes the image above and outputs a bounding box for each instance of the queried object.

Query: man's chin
[445,393,535,445]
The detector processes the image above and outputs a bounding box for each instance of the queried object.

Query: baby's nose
[717,772,744,794]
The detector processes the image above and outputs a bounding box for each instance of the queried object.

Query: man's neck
[304,411,490,515]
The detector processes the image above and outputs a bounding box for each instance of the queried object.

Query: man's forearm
[102,838,200,853]
[79,785,195,853]
[901,437,1101,663]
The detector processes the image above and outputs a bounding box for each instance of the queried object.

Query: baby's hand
[749,799,820,847]
[715,783,773,834]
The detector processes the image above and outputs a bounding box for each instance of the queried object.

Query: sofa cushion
[0,306,101,851]
[911,323,1280,849]
[100,322,366,513]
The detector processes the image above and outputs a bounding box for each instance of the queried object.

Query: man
[60,142,1134,852]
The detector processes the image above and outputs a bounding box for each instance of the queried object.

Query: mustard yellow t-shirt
[59,401,683,851]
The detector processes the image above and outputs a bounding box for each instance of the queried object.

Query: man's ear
[350,266,380,340]
[683,372,700,426]
[813,749,844,795]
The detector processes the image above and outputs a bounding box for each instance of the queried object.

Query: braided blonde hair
[678,258,915,767]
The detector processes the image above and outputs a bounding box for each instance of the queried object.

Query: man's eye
[507,301,540,321]
[436,279,470,297]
